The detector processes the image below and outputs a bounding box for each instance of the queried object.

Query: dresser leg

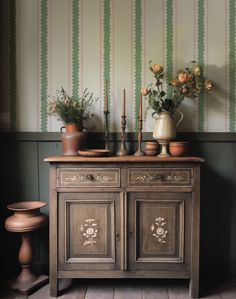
[189,278,199,298]
[50,277,58,297]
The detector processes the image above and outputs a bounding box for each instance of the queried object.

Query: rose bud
[182,87,188,93]
[178,72,188,84]
[141,87,150,96]
[205,79,212,90]
[152,64,164,74]
[196,81,203,90]
[193,65,202,77]
[171,79,178,87]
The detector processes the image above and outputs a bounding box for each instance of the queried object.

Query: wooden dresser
[45,156,203,298]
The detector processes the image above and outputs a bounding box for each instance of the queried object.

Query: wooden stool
[5,201,49,294]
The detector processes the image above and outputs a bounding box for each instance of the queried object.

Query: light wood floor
[0,277,236,299]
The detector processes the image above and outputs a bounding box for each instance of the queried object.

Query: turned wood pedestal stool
[5,201,49,294]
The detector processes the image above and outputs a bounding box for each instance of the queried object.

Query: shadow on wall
[1,134,21,283]
[190,141,234,288]
[0,134,50,283]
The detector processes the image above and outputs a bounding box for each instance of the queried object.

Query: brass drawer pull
[86,174,94,181]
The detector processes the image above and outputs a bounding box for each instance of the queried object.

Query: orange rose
[141,87,150,96]
[152,64,164,74]
[205,80,212,90]
[178,72,188,84]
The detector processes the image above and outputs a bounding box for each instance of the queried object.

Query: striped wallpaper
[7,0,236,132]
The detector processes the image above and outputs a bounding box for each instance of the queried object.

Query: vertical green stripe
[40,0,48,132]
[197,0,205,132]
[229,0,236,131]
[134,0,142,131]
[9,0,16,131]
[72,0,79,98]
[166,0,173,97]
[103,0,111,128]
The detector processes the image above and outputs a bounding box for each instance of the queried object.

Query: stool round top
[7,201,47,211]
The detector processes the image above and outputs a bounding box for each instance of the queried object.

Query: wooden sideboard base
[46,156,202,298]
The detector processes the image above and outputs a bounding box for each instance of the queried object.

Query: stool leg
[17,232,36,286]
[9,232,49,294]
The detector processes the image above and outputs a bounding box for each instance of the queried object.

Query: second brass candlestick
[116,115,128,156]
[134,116,144,156]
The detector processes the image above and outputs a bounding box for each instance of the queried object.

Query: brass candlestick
[104,110,109,150]
[116,115,128,156]
[134,116,144,156]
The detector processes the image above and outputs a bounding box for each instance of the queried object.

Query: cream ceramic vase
[153,111,183,157]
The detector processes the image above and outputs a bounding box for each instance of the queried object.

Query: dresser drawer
[127,168,192,187]
[57,168,120,188]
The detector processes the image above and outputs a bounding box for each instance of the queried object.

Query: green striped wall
[40,0,48,132]
[6,0,236,132]
[197,0,205,132]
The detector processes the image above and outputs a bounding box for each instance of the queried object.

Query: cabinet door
[128,192,191,271]
[58,192,120,271]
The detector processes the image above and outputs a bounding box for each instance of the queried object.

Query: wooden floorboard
[58,281,87,299]
[86,281,114,299]
[0,288,27,299]
[114,281,142,299]
[141,280,169,299]
[28,284,53,299]
[1,277,236,299]
[218,277,236,299]
[167,280,190,299]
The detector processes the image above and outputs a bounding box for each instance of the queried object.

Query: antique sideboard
[45,156,203,297]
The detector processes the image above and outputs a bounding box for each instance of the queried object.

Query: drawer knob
[86,174,94,181]
[116,232,120,241]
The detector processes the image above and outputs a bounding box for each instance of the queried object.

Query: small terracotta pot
[145,141,159,156]
[169,141,189,157]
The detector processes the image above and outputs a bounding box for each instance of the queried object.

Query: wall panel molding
[2,132,236,142]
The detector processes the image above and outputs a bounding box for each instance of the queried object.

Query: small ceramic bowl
[145,142,159,156]
[169,141,189,157]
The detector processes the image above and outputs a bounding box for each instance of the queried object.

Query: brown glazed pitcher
[60,123,87,155]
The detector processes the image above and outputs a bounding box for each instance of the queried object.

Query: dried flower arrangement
[142,60,212,117]
[48,87,98,127]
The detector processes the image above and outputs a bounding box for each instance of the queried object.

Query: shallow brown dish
[78,149,111,157]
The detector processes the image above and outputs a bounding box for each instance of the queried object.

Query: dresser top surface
[44,156,204,163]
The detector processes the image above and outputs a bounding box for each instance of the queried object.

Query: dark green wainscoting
[1,132,236,285]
